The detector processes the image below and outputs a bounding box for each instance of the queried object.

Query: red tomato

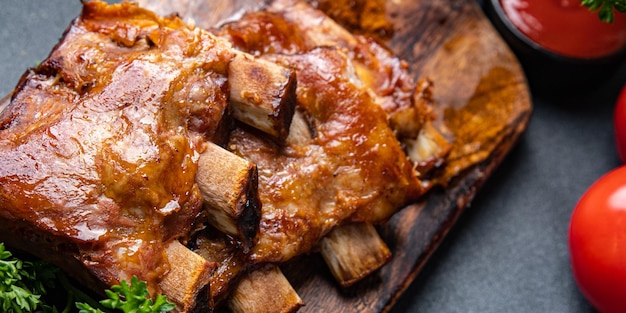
[569,166,626,313]
[614,85,626,163]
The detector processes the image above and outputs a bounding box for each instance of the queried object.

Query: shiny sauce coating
[0,1,232,293]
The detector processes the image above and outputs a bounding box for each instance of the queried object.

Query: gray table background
[1,1,623,312]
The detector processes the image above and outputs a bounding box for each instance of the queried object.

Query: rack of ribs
[0,1,298,312]
[0,0,451,312]
[182,0,452,310]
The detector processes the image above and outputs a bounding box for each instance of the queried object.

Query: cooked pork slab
[218,0,451,180]
[0,1,299,310]
[231,47,424,263]
[192,46,425,308]
[0,1,450,312]
[153,1,443,306]
[1,0,220,294]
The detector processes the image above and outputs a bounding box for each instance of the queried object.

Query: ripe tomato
[569,166,626,313]
[614,85,626,163]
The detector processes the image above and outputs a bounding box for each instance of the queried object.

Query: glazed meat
[0,0,222,292]
[191,47,423,307]
[183,0,445,306]
[219,0,450,178]
[216,0,448,261]
[0,0,451,312]
[0,1,303,311]
[230,48,423,262]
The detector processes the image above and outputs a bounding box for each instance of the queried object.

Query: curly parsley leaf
[0,243,59,313]
[76,276,175,313]
[580,0,626,23]
[75,302,106,313]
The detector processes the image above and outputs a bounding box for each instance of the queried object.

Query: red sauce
[500,0,626,58]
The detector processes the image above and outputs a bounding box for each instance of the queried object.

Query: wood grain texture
[135,0,532,311]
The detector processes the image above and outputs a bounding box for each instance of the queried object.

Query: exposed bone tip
[160,240,216,313]
[320,223,392,288]
[196,142,261,251]
[228,265,303,313]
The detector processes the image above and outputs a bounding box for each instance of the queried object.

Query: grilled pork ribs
[0,1,450,312]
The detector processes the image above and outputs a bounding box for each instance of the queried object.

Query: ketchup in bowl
[486,0,626,95]
[500,0,626,59]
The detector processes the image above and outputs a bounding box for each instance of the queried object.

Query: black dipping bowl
[485,0,626,97]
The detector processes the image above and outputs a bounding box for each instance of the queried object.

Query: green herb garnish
[580,0,626,23]
[0,242,58,313]
[76,277,175,313]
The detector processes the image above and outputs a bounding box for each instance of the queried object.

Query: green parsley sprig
[0,243,175,313]
[580,0,626,23]
[0,242,58,313]
[76,277,175,313]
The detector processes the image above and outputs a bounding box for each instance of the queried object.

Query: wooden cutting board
[137,0,532,311]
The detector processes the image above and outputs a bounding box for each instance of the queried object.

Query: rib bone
[228,265,303,313]
[406,120,452,176]
[159,240,215,313]
[196,142,261,251]
[229,53,297,140]
[319,223,391,288]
